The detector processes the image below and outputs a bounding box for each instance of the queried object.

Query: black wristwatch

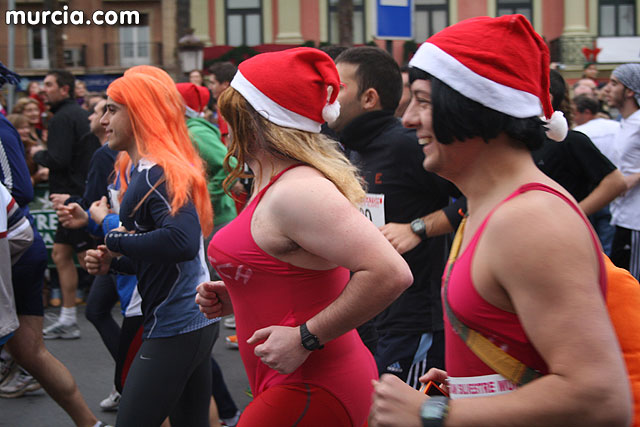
[420,396,450,427]
[300,323,324,351]
[411,218,428,240]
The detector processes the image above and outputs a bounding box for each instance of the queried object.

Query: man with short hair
[604,63,640,280]
[32,70,97,338]
[208,62,237,100]
[573,94,620,163]
[572,77,597,99]
[328,46,453,387]
[208,62,237,145]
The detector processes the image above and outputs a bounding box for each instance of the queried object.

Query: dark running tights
[116,322,218,427]
[85,274,120,360]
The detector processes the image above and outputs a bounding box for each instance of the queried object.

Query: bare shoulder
[265,165,355,220]
[270,165,339,193]
[481,188,601,294]
[485,188,592,248]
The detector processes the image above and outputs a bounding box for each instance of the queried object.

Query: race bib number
[448,374,517,399]
[359,193,385,227]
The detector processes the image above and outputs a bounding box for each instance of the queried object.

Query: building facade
[194,0,639,77]
[0,0,638,89]
[0,0,176,90]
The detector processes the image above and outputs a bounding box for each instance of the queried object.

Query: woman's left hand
[369,374,428,427]
[248,325,311,374]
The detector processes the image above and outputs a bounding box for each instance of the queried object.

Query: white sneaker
[223,315,236,329]
[100,387,121,411]
[0,356,15,385]
[43,321,81,339]
[0,367,41,398]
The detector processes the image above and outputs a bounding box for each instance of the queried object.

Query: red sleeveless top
[445,183,606,381]
[207,165,377,425]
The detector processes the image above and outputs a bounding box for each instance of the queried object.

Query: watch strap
[420,396,450,427]
[411,218,428,240]
[300,323,324,351]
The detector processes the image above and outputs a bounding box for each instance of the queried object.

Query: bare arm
[444,195,631,426]
[579,169,626,215]
[380,209,455,254]
[280,177,412,340]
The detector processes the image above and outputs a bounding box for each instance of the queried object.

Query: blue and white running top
[105,159,217,338]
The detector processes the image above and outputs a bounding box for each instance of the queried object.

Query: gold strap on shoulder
[444,216,542,386]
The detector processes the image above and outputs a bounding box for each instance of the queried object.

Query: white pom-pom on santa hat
[544,110,568,142]
[322,101,341,123]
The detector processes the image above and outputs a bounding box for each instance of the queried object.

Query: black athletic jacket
[33,98,94,194]
[341,110,453,334]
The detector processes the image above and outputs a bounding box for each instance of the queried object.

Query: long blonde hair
[219,87,365,206]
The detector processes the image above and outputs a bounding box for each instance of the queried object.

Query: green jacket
[187,117,237,228]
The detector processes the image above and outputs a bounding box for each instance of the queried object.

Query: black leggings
[211,356,238,419]
[85,274,120,360]
[116,322,219,427]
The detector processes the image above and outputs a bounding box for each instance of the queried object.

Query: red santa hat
[409,14,567,141]
[230,47,341,133]
[176,82,210,117]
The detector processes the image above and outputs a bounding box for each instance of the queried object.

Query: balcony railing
[103,42,163,67]
[0,42,163,71]
[0,44,87,70]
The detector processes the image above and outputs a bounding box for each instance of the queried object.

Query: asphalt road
[0,307,251,427]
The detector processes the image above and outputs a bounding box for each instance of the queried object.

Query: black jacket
[33,98,94,194]
[341,110,452,334]
[66,141,118,210]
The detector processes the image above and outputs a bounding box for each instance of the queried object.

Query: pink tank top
[208,165,377,425]
[445,183,606,382]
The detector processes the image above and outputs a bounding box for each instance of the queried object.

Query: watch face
[411,219,425,234]
[422,401,446,418]
[420,396,449,426]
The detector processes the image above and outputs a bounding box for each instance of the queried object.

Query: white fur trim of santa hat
[409,15,568,141]
[410,42,543,118]
[231,71,323,133]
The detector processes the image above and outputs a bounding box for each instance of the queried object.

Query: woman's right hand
[195,280,233,319]
[57,202,89,229]
[85,245,113,276]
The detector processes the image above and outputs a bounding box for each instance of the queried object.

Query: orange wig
[107,69,213,236]
[112,66,185,202]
